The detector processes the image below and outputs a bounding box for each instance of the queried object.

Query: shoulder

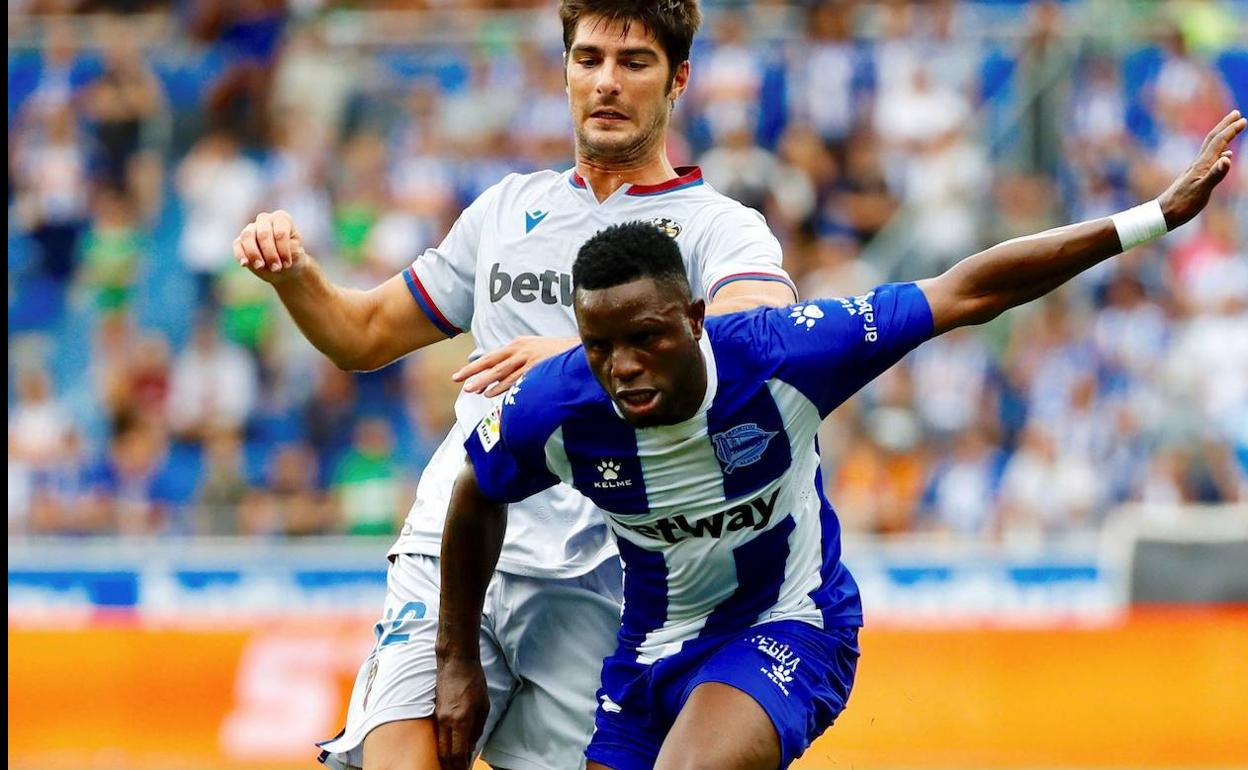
[704,306,790,365]
[496,346,605,447]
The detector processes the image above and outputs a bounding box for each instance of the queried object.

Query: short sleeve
[697,204,797,301]
[404,180,505,336]
[463,398,560,504]
[769,282,934,416]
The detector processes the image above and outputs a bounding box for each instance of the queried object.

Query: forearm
[937,216,1124,326]
[271,260,389,370]
[435,467,507,666]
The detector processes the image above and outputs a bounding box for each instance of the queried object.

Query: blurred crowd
[8,0,1248,540]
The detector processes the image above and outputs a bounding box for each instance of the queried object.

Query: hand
[1158,109,1245,230]
[434,656,490,770]
[452,336,580,397]
[233,209,307,284]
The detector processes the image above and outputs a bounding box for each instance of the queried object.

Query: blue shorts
[586,621,860,770]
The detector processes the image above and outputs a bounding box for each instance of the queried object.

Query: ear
[563,51,570,94]
[688,298,706,339]
[669,59,691,102]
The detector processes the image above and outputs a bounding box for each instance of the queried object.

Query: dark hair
[559,0,703,79]
[573,221,690,296]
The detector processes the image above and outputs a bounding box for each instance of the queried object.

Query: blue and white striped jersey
[465,283,934,663]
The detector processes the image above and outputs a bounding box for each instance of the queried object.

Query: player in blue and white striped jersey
[436,109,1245,770]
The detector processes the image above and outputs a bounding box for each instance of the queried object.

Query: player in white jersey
[436,112,1245,770]
[230,2,797,768]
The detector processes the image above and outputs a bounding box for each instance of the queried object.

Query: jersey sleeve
[768,282,934,417]
[463,396,560,504]
[696,203,797,301]
[403,179,506,337]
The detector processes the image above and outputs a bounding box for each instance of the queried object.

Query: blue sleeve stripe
[708,272,798,301]
[404,267,463,338]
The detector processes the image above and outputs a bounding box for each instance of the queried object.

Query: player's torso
[542,331,832,660]
[467,169,715,352]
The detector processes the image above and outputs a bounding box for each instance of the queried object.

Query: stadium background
[7,0,1248,768]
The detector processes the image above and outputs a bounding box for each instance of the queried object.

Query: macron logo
[525,209,549,233]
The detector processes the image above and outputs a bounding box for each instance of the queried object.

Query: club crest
[712,423,778,473]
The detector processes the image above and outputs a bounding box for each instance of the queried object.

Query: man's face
[575,277,705,428]
[566,15,690,166]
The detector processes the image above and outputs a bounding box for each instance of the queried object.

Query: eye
[624,60,647,71]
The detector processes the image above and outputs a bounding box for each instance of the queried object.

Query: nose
[609,347,643,383]
[595,61,622,97]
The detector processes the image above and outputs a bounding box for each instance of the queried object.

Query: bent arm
[920,110,1245,335]
[274,266,447,371]
[435,461,508,667]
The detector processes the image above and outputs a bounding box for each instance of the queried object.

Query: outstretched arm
[919,110,1245,335]
[433,461,508,770]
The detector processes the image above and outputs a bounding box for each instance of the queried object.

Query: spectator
[331,417,406,537]
[76,186,145,312]
[176,127,265,303]
[240,442,330,536]
[194,427,251,535]
[168,314,259,442]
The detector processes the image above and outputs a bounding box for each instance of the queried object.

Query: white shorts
[318,553,623,770]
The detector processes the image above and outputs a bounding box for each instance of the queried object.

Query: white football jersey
[390,167,794,578]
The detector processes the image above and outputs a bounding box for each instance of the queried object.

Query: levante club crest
[712,423,778,473]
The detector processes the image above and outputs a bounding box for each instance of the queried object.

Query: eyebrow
[570,44,660,59]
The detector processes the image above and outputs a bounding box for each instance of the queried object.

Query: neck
[575,150,678,202]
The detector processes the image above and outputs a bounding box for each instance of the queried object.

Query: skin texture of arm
[919,110,1244,335]
[433,461,509,770]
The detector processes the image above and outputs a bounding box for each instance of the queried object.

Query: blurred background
[7,1,1248,769]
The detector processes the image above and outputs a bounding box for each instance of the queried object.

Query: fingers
[1208,113,1246,155]
[1200,110,1240,152]
[253,212,284,272]
[435,717,472,770]
[271,210,294,268]
[236,223,264,271]
[236,211,297,274]
[453,349,503,383]
[482,369,525,398]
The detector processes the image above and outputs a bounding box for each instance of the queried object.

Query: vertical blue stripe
[562,403,650,515]
[697,513,796,640]
[616,538,670,659]
[808,443,863,627]
[705,370,791,501]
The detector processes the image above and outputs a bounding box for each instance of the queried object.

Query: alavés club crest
[712,423,778,474]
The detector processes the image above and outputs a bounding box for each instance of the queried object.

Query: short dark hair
[559,0,703,79]
[573,221,690,296]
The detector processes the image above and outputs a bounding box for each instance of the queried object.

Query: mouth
[589,108,630,122]
[616,388,659,414]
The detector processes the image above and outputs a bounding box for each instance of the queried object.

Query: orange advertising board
[9,610,1248,769]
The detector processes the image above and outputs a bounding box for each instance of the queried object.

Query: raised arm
[433,460,509,770]
[918,110,1245,335]
[234,210,447,370]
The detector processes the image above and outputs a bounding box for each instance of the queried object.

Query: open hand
[1158,109,1245,230]
[233,209,307,283]
[434,656,490,770]
[453,336,580,397]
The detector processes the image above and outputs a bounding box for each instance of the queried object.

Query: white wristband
[1111,199,1168,252]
